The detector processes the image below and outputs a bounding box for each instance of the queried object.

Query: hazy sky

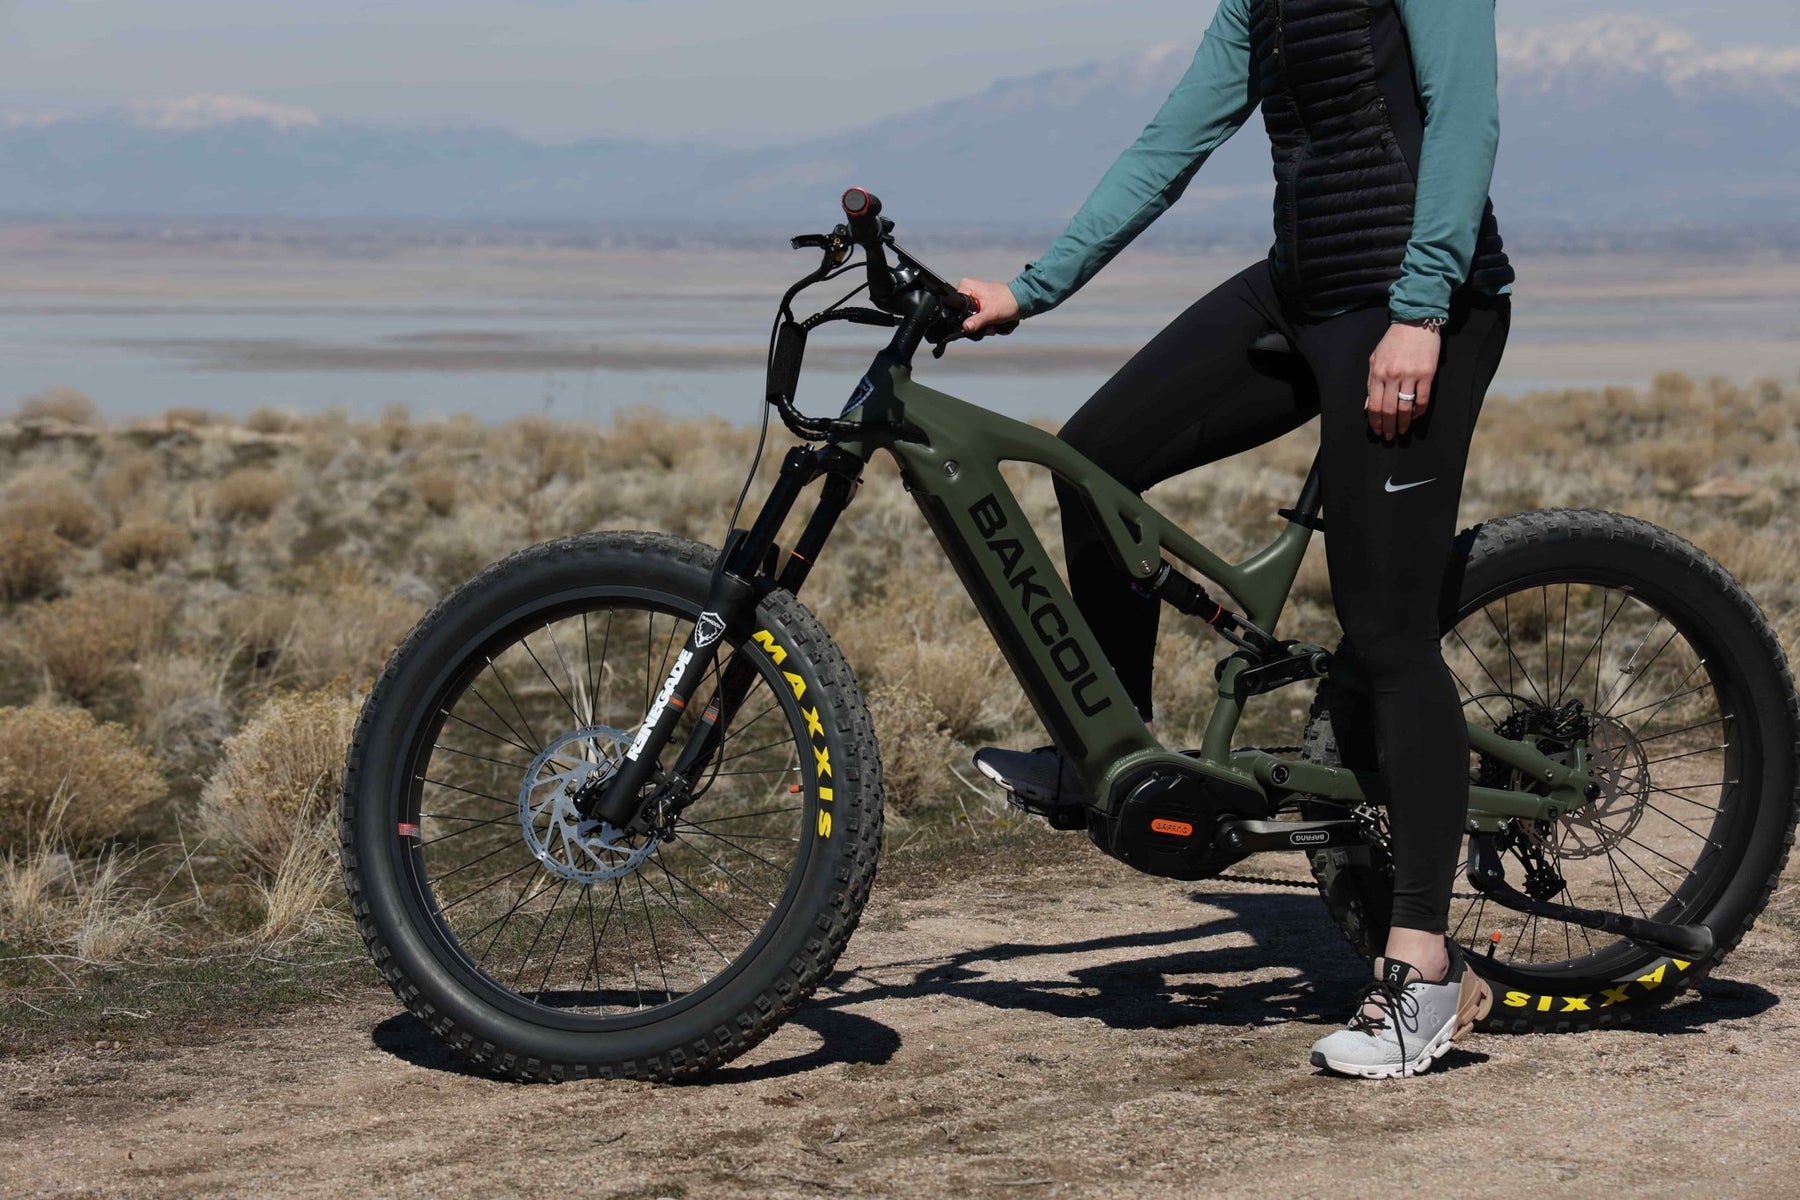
[3,2,1795,143]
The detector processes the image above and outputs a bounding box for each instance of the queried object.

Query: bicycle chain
[1214,745,1480,899]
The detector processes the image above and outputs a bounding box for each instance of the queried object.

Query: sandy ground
[3,846,1795,1200]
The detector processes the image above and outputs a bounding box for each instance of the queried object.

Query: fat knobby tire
[1306,509,1800,1034]
[339,532,884,1081]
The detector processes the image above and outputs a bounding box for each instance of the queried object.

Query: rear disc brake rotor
[1559,712,1650,858]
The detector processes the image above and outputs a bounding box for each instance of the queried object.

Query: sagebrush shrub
[100,518,192,572]
[244,407,303,435]
[210,467,291,524]
[0,706,167,847]
[1,471,109,547]
[5,579,176,702]
[865,685,958,815]
[199,689,357,874]
[408,464,460,516]
[15,386,99,425]
[0,526,68,602]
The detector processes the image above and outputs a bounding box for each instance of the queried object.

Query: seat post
[1279,454,1325,532]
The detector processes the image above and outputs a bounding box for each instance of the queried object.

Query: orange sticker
[1149,818,1193,837]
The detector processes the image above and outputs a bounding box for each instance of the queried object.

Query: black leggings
[1057,259,1511,933]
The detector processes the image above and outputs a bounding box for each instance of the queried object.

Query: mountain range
[2,16,1796,229]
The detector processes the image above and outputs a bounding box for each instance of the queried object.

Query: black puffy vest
[1249,0,1514,312]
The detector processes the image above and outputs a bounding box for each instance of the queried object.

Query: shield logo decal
[694,611,726,648]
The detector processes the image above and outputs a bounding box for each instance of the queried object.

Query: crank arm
[1216,818,1367,855]
[1466,837,1715,959]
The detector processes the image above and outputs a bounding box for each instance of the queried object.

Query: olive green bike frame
[829,354,1596,829]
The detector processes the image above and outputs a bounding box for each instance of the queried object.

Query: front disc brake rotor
[518,726,659,883]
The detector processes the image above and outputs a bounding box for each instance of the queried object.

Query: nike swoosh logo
[1384,476,1436,493]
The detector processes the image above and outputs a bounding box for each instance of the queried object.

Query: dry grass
[64,848,168,962]
[198,689,357,876]
[0,707,168,848]
[253,822,347,944]
[1,835,166,962]
[0,834,69,943]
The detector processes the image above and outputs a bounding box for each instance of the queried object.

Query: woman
[962,0,1514,1079]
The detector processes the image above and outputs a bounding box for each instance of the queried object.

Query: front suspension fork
[584,443,861,829]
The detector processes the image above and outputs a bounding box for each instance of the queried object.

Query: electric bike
[341,189,1799,1080]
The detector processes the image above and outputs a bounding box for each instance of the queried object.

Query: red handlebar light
[841,187,873,216]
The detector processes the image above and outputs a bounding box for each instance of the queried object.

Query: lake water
[4,232,1797,424]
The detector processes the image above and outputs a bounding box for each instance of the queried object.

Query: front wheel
[340,532,882,1080]
[1307,509,1799,1032]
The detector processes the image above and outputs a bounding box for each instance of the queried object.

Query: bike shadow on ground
[816,890,1370,1034]
[368,889,1776,1081]
[368,890,1351,1080]
[370,1003,904,1082]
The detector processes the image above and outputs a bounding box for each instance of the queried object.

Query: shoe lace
[1348,977,1421,1065]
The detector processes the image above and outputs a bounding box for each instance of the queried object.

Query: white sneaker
[1309,941,1492,1079]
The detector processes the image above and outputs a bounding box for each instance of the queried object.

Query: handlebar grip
[842,187,884,245]
[940,291,976,320]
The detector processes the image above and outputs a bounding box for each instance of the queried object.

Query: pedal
[973,752,1089,831]
[1005,794,1090,831]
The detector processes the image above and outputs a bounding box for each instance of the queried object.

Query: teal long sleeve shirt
[1007,0,1505,323]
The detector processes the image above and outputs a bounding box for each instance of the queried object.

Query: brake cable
[726,257,883,542]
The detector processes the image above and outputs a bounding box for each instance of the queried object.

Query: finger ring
[1397,391,1417,403]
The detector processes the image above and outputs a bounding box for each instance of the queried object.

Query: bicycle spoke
[460,689,535,756]
[634,872,675,1002]
[1601,623,1678,716]
[522,634,584,729]
[486,657,542,750]
[534,882,588,997]
[434,740,533,773]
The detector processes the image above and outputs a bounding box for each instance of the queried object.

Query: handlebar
[765,189,1018,439]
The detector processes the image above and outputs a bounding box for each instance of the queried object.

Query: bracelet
[1395,315,1446,333]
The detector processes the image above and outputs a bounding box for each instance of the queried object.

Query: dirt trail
[4,848,1796,1200]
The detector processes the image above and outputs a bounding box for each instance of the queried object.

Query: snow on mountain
[130,94,322,132]
[1499,15,1800,103]
[0,16,1795,227]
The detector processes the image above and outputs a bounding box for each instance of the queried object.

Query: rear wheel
[1307,509,1799,1032]
[340,533,882,1080]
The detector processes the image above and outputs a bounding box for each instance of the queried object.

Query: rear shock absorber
[1135,561,1279,658]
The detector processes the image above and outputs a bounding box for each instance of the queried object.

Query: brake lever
[929,317,1020,359]
[789,225,852,269]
